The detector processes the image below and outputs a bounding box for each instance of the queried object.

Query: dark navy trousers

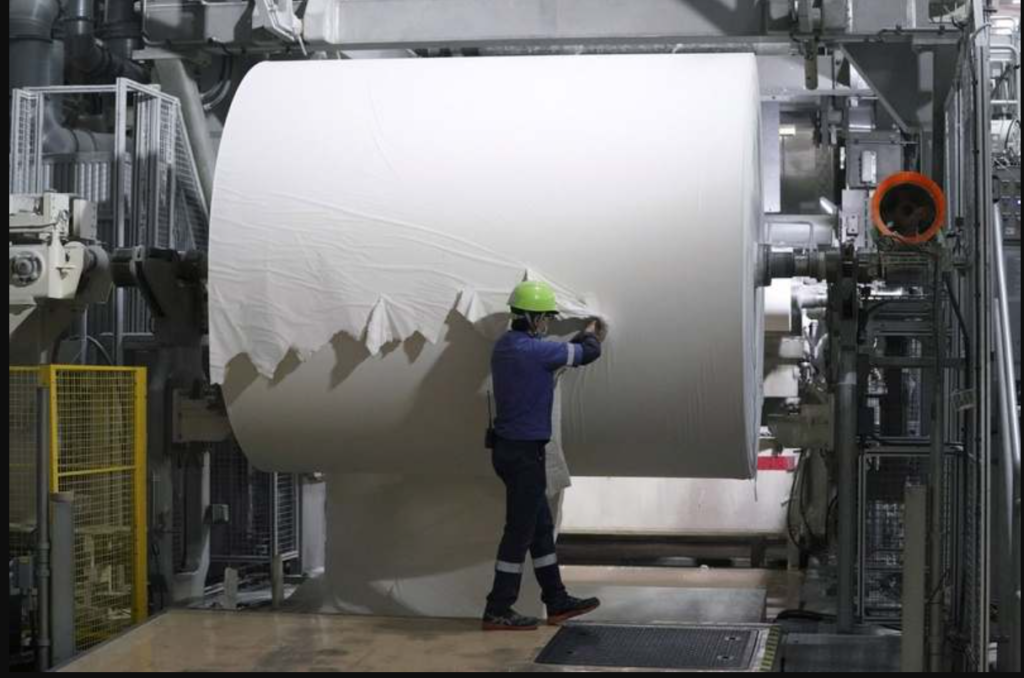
[485,438,567,614]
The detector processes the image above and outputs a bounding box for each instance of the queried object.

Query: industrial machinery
[9,192,111,364]
[8,0,1020,673]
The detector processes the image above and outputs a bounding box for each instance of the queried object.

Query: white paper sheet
[561,476,790,536]
[285,475,559,618]
[210,54,765,480]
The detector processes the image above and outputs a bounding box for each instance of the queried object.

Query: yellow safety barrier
[8,365,147,651]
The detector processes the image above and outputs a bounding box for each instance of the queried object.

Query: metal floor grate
[534,623,765,671]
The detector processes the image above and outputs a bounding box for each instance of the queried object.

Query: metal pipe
[902,485,928,672]
[994,208,1022,672]
[995,207,1022,509]
[1013,492,1021,673]
[990,44,1021,119]
[271,473,284,609]
[928,259,948,673]
[8,0,63,93]
[63,0,146,83]
[944,274,972,388]
[990,45,1020,59]
[101,0,140,62]
[271,557,285,610]
[35,385,51,671]
[9,0,66,155]
[112,79,129,365]
[77,313,89,365]
[9,0,119,155]
[990,44,1021,120]
[795,287,829,310]
[757,246,832,286]
[200,56,234,112]
[49,493,75,664]
[995,305,1018,672]
[483,41,799,56]
[836,346,858,634]
[968,11,996,668]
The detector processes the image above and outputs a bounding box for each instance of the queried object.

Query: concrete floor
[562,566,802,621]
[59,567,801,673]
[60,610,558,672]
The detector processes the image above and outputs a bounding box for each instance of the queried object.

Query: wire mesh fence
[8,366,147,651]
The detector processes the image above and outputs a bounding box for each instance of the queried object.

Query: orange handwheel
[870,171,948,246]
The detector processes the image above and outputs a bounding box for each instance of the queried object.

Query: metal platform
[780,633,901,673]
[534,623,780,672]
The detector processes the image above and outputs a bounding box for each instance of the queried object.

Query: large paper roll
[210,54,765,481]
[209,55,764,618]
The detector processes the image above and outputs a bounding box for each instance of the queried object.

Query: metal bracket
[253,0,303,44]
[767,403,835,450]
[951,388,977,412]
[111,247,207,346]
[172,389,232,444]
[9,557,34,595]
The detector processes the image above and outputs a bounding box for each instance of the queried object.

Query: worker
[482,280,606,631]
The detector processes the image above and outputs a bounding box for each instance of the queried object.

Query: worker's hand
[586,318,608,343]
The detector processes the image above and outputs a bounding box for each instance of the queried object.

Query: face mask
[513,313,552,336]
[530,313,555,337]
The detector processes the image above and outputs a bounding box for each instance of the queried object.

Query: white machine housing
[9,193,99,307]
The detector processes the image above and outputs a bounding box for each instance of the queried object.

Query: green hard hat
[509,280,558,314]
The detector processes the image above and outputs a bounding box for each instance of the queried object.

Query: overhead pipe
[63,0,146,83]
[9,0,115,154]
[9,0,63,93]
[100,0,141,61]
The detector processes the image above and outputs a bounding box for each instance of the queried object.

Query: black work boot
[482,608,542,632]
[546,596,601,626]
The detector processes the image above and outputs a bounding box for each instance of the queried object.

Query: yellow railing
[8,365,148,651]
